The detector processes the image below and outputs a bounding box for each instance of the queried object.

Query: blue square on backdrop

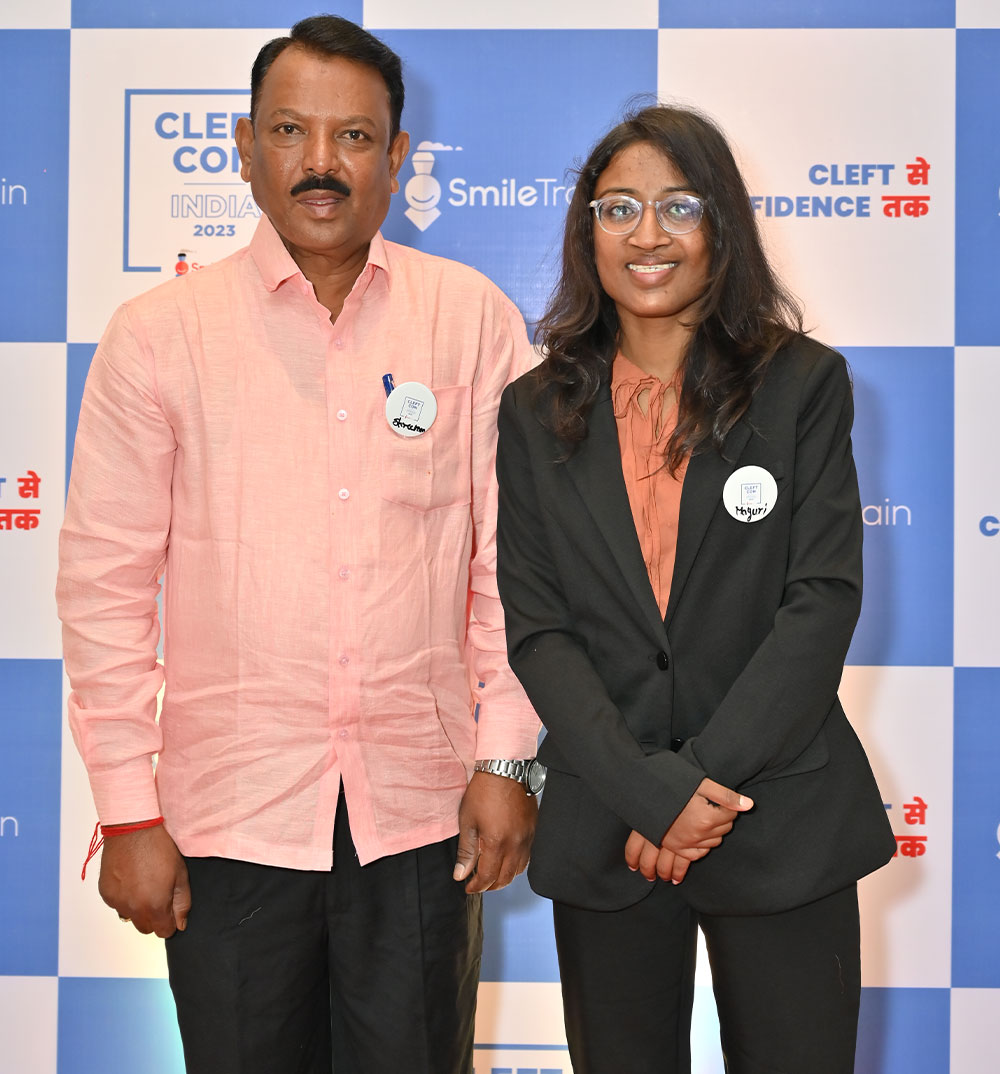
[843,347,953,667]
[856,988,950,1074]
[67,345,97,488]
[481,873,559,983]
[0,32,69,342]
[952,668,1000,987]
[0,660,62,976]
[956,31,1000,346]
[658,0,954,28]
[71,0,361,29]
[377,29,657,328]
[59,978,185,1074]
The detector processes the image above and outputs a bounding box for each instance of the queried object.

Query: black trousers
[553,882,860,1074]
[165,791,483,1074]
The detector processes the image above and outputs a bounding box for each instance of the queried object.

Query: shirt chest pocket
[379,385,472,512]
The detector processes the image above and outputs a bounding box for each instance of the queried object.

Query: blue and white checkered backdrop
[2,2,998,1071]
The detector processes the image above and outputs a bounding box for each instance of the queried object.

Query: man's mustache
[290,175,352,198]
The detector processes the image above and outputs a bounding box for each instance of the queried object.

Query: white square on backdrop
[951,988,1000,1071]
[657,28,955,348]
[0,344,66,659]
[954,347,1000,667]
[842,665,953,988]
[957,0,1000,27]
[67,28,280,343]
[0,1,69,28]
[0,976,58,1074]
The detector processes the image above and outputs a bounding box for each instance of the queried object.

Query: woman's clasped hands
[625,778,754,885]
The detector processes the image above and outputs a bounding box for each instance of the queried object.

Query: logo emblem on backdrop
[123,90,260,275]
[404,141,461,232]
[400,137,576,234]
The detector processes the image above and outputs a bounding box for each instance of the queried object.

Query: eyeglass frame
[588,192,706,236]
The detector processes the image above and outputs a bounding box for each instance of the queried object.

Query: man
[57,16,540,1074]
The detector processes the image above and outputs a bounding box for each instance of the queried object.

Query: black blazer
[496,336,895,916]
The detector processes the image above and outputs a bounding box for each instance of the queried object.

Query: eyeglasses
[589,193,705,236]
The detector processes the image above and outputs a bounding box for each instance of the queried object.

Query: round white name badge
[385,381,438,438]
[722,465,778,524]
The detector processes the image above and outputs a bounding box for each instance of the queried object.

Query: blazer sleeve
[678,348,863,788]
[496,381,706,840]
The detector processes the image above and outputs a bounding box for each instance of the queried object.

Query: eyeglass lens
[592,194,703,235]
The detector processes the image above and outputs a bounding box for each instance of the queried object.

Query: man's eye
[344,130,367,141]
[277,124,298,135]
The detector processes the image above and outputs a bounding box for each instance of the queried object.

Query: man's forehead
[257,47,392,116]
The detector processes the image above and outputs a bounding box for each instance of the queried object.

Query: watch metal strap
[474,758,528,782]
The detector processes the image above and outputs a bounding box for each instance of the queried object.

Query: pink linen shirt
[57,215,539,870]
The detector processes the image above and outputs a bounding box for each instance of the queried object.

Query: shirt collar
[250,215,392,293]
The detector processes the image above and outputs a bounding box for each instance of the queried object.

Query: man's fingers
[172,869,192,932]
[465,839,501,892]
[151,915,178,939]
[453,825,479,882]
[455,770,538,892]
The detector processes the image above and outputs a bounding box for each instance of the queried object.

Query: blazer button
[656,651,670,670]
[670,737,685,753]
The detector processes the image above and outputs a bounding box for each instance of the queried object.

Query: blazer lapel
[566,387,668,641]
[664,419,753,626]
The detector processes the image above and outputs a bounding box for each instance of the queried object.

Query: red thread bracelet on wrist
[101,817,165,836]
[81,816,165,880]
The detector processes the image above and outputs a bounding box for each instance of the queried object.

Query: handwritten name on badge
[385,382,438,438]
[722,466,778,524]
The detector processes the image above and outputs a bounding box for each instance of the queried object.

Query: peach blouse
[611,352,688,617]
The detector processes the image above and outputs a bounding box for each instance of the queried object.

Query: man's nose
[302,132,339,176]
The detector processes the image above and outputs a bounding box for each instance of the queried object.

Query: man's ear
[234,116,255,183]
[388,129,410,194]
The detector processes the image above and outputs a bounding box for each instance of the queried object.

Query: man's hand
[624,778,753,884]
[453,770,538,893]
[98,824,191,938]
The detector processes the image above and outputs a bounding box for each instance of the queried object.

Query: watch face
[526,759,547,796]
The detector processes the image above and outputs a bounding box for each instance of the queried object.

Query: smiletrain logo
[402,137,576,233]
[404,140,461,232]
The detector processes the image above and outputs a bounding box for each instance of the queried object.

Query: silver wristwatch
[473,757,547,796]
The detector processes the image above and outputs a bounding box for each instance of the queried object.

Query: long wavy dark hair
[534,104,803,469]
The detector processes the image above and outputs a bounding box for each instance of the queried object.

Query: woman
[495,105,895,1074]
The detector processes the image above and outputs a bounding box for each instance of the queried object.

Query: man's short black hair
[249,14,404,140]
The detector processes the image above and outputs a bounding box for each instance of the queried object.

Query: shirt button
[338,566,350,580]
[334,338,344,349]
[338,728,349,740]
[339,654,350,666]
[336,409,348,421]
[338,488,350,501]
